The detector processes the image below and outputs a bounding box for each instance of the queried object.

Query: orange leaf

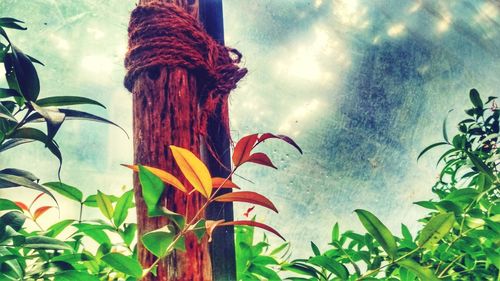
[221,220,285,240]
[121,164,187,193]
[205,219,225,242]
[33,206,53,220]
[244,152,277,169]
[15,202,29,211]
[232,134,258,167]
[258,133,303,154]
[170,146,212,198]
[212,177,240,189]
[213,191,278,213]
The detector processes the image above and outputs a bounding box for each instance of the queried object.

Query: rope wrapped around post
[124,1,247,136]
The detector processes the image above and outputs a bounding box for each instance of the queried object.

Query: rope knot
[124,1,247,103]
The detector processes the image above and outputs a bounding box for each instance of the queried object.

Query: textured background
[1,0,500,258]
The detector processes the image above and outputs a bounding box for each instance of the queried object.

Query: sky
[1,0,500,258]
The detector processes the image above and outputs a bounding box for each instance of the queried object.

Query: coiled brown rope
[124,1,247,136]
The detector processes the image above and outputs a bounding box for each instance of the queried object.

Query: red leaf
[213,191,278,213]
[33,206,53,220]
[258,133,303,154]
[245,152,277,169]
[30,192,45,209]
[221,220,285,240]
[232,134,258,167]
[212,177,240,189]
[243,206,255,218]
[15,202,29,211]
[205,219,225,242]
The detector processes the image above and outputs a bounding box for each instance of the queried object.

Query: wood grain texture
[133,0,212,280]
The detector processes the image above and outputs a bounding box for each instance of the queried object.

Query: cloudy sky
[1,0,500,257]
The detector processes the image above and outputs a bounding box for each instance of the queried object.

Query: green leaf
[120,223,137,247]
[101,253,143,278]
[444,188,479,204]
[54,270,99,281]
[484,248,500,270]
[141,225,174,258]
[36,96,106,108]
[310,241,321,256]
[0,88,19,98]
[417,212,454,249]
[45,219,75,238]
[466,151,495,181]
[138,165,165,217]
[96,190,114,220]
[23,236,73,251]
[43,182,83,202]
[442,110,453,143]
[82,194,119,207]
[417,142,448,161]
[354,209,398,259]
[0,199,21,211]
[397,259,440,281]
[308,255,348,280]
[0,103,16,122]
[469,88,483,109]
[331,222,340,242]
[51,253,93,263]
[113,190,134,228]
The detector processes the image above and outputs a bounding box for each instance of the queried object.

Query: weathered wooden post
[124,0,246,279]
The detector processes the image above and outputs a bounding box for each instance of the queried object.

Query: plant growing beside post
[123,133,302,279]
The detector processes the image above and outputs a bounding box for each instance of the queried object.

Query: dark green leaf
[469,88,483,109]
[36,96,105,108]
[417,142,448,161]
[0,172,57,203]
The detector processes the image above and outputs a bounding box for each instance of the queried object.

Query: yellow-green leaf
[417,212,455,249]
[96,191,114,220]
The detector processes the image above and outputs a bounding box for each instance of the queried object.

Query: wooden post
[131,0,212,280]
[199,1,237,280]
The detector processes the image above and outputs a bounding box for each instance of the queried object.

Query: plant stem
[357,247,420,280]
